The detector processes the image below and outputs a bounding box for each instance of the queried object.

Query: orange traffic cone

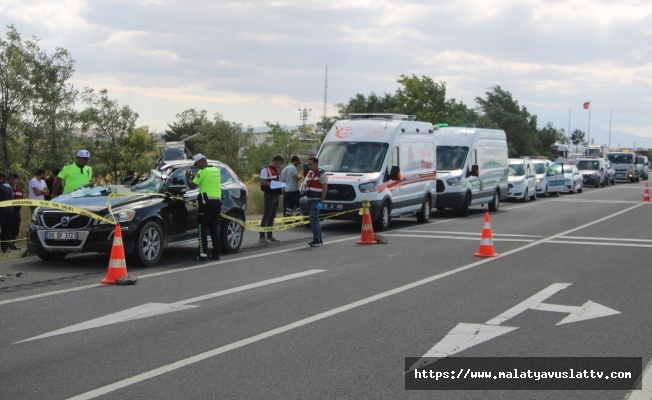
[644,183,650,203]
[356,206,377,245]
[101,224,129,284]
[474,212,499,257]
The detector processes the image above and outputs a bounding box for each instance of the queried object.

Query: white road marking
[556,199,641,204]
[68,203,644,400]
[547,241,652,248]
[0,236,358,307]
[401,230,542,238]
[384,234,534,243]
[15,270,325,344]
[561,236,652,243]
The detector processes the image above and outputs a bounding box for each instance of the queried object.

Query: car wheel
[459,193,471,217]
[373,201,391,231]
[578,182,583,193]
[488,191,500,212]
[521,188,528,203]
[543,186,548,198]
[37,252,67,261]
[128,220,163,267]
[601,177,606,187]
[221,213,244,253]
[530,187,537,201]
[416,196,431,223]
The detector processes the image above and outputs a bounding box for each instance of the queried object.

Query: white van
[306,114,437,231]
[433,127,508,216]
[507,158,537,201]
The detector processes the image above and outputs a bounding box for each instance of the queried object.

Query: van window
[385,147,399,181]
[319,142,389,173]
[436,146,469,170]
[400,142,434,172]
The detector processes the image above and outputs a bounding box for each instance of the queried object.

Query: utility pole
[298,108,311,126]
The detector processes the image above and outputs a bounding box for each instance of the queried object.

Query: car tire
[221,212,244,253]
[373,201,391,231]
[128,220,163,267]
[416,196,431,223]
[578,182,583,193]
[37,252,67,261]
[459,193,471,217]
[530,188,536,201]
[488,191,500,212]
[522,189,528,203]
[543,186,548,198]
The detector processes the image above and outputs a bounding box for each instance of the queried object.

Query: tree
[537,123,567,159]
[475,85,539,157]
[395,74,447,123]
[78,88,141,183]
[240,123,300,177]
[570,129,587,153]
[163,108,212,154]
[335,92,397,116]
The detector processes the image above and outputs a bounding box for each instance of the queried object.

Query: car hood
[578,169,599,174]
[49,192,158,214]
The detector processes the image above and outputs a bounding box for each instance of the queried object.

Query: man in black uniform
[0,173,14,252]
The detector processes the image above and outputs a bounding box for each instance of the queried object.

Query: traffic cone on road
[474,212,499,257]
[644,183,650,203]
[100,224,129,284]
[356,201,377,245]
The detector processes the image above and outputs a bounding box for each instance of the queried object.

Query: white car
[550,163,583,194]
[575,157,607,188]
[507,158,537,202]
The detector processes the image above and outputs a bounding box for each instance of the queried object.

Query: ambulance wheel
[416,196,431,223]
[488,191,500,212]
[373,201,391,231]
[459,193,471,217]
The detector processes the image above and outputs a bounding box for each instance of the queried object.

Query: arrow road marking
[14,269,325,344]
[415,283,620,365]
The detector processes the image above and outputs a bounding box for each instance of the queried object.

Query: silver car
[550,163,583,194]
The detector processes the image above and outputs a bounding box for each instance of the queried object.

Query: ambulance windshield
[436,146,469,170]
[318,142,389,173]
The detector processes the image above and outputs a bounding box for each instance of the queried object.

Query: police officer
[7,173,24,247]
[51,150,93,199]
[259,155,284,243]
[304,156,328,247]
[186,154,222,261]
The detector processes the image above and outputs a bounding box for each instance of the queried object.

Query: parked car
[550,163,583,194]
[575,157,607,188]
[27,159,247,266]
[636,155,649,181]
[507,158,537,202]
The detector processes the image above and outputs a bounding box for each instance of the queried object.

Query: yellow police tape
[0,197,365,233]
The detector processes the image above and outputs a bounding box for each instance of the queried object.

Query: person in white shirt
[29,168,49,212]
[280,155,302,217]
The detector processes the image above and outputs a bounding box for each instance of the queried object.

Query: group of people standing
[0,150,91,253]
[258,154,328,248]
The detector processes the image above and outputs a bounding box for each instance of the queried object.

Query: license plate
[45,231,78,240]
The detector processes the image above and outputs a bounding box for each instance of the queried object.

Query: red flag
[583,101,590,109]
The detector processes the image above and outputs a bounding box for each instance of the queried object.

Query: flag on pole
[583,101,590,109]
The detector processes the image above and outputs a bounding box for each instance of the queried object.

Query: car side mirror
[468,164,480,177]
[389,165,401,181]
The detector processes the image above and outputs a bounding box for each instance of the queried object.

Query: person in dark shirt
[44,168,62,201]
[0,173,14,252]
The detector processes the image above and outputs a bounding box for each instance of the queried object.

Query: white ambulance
[433,126,509,216]
[306,114,437,231]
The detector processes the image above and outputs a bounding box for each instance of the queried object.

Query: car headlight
[536,178,542,183]
[447,176,461,186]
[31,207,40,224]
[99,209,136,225]
[359,179,380,193]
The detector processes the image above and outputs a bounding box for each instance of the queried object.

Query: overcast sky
[1,0,651,146]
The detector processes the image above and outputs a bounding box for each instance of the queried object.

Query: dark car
[27,160,247,266]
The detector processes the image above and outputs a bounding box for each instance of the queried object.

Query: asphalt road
[1,182,652,399]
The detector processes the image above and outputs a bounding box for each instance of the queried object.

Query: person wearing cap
[185,154,222,261]
[0,173,14,252]
[51,150,93,199]
[8,172,24,246]
[44,168,62,201]
[259,155,284,243]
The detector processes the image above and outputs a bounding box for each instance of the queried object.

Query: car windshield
[533,163,547,174]
[608,154,634,164]
[436,146,469,170]
[68,185,109,198]
[131,170,164,193]
[508,164,525,176]
[318,142,389,173]
[576,160,599,170]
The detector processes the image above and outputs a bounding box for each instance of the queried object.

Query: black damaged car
[27,159,247,266]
